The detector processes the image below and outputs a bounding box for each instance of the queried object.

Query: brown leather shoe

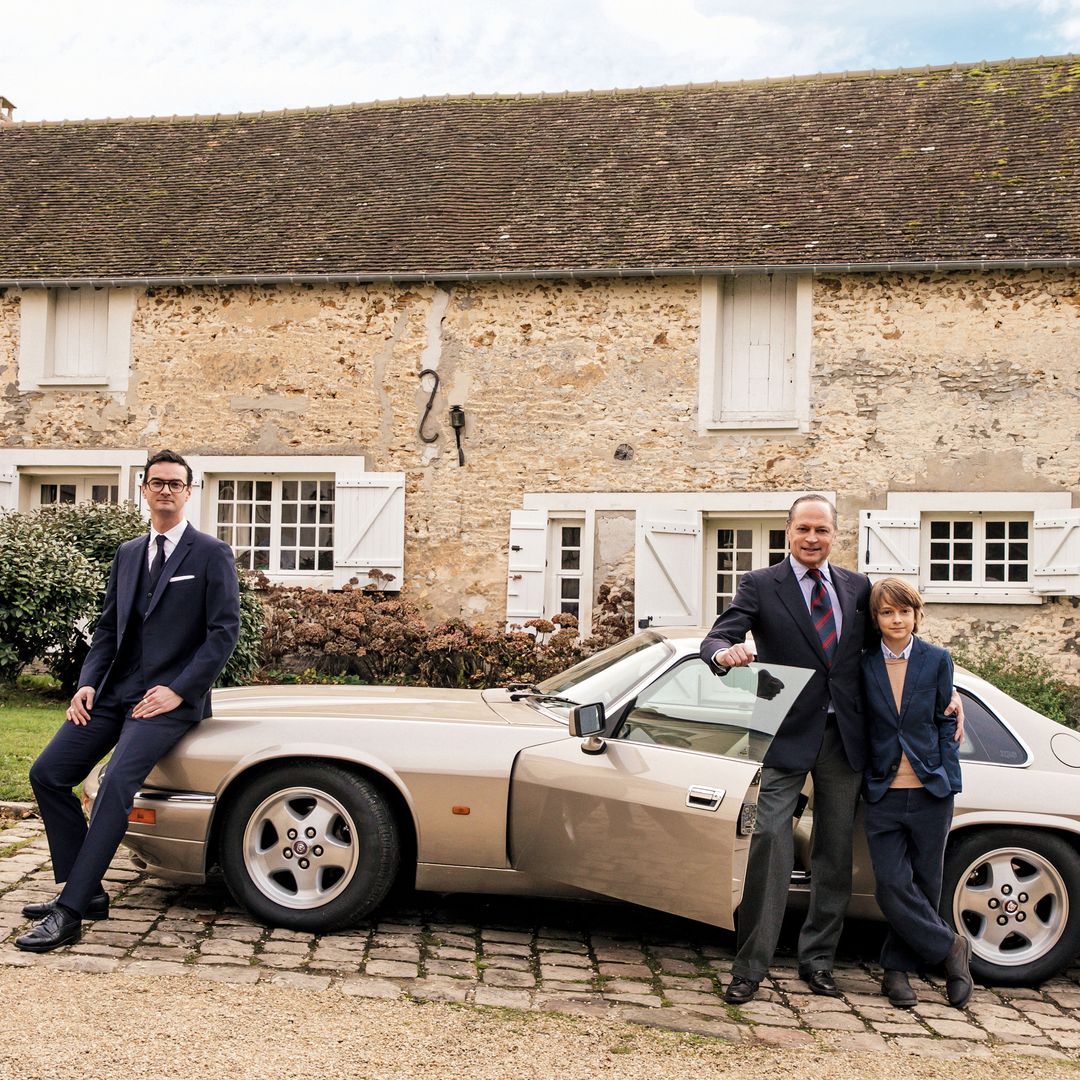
[944,933,974,1008]
[882,969,918,1009]
[724,976,759,1005]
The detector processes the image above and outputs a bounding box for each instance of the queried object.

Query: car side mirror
[569,703,605,737]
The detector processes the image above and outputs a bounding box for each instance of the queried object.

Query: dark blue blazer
[701,559,874,772]
[79,524,241,722]
[862,637,961,803]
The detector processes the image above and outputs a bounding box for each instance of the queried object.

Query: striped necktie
[806,568,838,665]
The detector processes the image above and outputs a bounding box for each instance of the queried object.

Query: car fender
[950,808,1080,843]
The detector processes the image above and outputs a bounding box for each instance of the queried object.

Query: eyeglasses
[144,478,189,493]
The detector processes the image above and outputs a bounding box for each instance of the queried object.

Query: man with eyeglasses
[18,449,240,952]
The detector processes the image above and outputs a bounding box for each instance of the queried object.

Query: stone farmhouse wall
[1,269,1077,678]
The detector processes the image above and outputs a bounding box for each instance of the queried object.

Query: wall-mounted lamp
[449,405,466,466]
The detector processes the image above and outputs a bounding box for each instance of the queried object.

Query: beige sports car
[87,629,1080,986]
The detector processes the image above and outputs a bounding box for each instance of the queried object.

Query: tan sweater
[885,657,923,790]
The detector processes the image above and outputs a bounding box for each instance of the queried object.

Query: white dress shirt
[147,519,189,571]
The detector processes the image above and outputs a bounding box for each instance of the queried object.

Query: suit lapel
[773,561,827,662]
[868,649,901,724]
[898,637,928,722]
[116,537,147,631]
[145,527,195,618]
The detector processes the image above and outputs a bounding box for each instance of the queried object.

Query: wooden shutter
[333,473,405,590]
[859,511,920,585]
[52,288,109,379]
[719,274,796,422]
[0,470,17,512]
[1033,510,1080,596]
[634,511,702,628]
[506,509,546,625]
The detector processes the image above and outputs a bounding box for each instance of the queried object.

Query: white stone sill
[922,591,1044,606]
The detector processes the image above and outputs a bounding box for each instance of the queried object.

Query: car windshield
[535,632,675,711]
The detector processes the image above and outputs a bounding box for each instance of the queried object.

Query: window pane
[298,551,315,571]
[235,526,251,546]
[985,521,1006,540]
[318,550,333,571]
[218,480,234,500]
[217,526,230,542]
[254,527,271,547]
[986,543,1005,560]
[954,543,972,561]
[1008,542,1028,560]
[255,481,272,501]
[217,503,234,523]
[254,549,270,570]
[236,503,252,523]
[930,564,949,581]
[282,481,298,500]
[234,548,251,569]
[280,550,296,570]
[320,480,335,500]
[319,527,333,547]
[281,503,297,523]
[954,521,973,539]
[281,527,296,546]
[300,527,316,547]
[59,485,77,504]
[300,504,317,524]
[39,484,57,504]
[319,504,334,524]
[255,503,271,524]
[561,526,581,547]
[560,602,580,617]
[237,480,253,501]
[561,578,581,599]
[954,564,973,582]
[1009,565,1029,582]
[717,529,734,548]
[736,551,752,571]
[301,480,317,501]
[718,552,733,571]
[930,543,950,560]
[930,521,949,539]
[736,529,752,547]
[985,563,1005,582]
[561,549,581,570]
[1009,521,1029,539]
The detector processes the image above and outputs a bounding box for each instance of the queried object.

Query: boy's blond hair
[869,577,924,633]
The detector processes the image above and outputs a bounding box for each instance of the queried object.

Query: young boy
[862,578,971,1010]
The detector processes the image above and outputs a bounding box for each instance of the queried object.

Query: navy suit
[701,558,874,982]
[862,637,961,971]
[30,524,240,915]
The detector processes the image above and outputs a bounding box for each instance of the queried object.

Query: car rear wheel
[220,762,400,933]
[941,829,1080,986]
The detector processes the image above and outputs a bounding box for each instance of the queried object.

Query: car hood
[208,683,543,726]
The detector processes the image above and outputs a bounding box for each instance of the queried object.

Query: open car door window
[509,661,813,930]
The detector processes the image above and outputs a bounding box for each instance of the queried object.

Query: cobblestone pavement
[3,816,1080,1062]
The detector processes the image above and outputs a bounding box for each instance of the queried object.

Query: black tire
[941,828,1080,986]
[219,761,400,933]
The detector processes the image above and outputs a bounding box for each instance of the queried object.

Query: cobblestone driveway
[3,815,1079,1062]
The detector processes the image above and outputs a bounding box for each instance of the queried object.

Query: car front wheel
[942,828,1080,986]
[220,762,400,933]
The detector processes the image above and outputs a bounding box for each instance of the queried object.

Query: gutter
[2,257,1079,289]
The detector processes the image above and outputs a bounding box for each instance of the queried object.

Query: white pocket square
[169,574,195,582]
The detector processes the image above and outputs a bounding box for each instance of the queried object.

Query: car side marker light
[452,806,471,815]
[128,808,157,825]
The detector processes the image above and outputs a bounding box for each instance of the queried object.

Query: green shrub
[955,645,1080,730]
[0,502,263,693]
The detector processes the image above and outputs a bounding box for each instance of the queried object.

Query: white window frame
[704,514,788,620]
[516,492,827,632]
[865,492,1074,604]
[17,287,136,392]
[0,450,146,513]
[697,274,812,433]
[546,514,590,629]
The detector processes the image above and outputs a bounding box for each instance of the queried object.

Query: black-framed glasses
[144,478,189,493]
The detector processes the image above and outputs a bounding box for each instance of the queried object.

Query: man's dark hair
[144,448,192,487]
[786,494,838,528]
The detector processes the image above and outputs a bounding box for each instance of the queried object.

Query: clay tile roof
[1,56,1078,282]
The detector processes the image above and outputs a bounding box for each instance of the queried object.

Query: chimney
[0,97,15,124]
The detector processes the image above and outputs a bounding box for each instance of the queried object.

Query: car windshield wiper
[508,690,580,708]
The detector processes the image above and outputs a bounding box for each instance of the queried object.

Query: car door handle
[686,785,725,811]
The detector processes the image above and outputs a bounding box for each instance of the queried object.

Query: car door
[509,658,812,929]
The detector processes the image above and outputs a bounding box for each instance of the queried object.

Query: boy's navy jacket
[861,636,962,803]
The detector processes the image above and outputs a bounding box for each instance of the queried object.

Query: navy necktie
[148,534,167,591]
[806,568,838,665]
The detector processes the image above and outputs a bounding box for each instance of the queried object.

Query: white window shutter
[333,473,406,590]
[0,470,17,512]
[1033,509,1080,596]
[506,509,546,625]
[859,510,919,584]
[185,472,204,531]
[634,511,702,628]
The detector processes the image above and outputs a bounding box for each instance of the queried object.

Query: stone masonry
[0,269,1077,674]
[3,816,1080,1061]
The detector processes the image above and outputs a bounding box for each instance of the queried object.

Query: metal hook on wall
[418,368,440,443]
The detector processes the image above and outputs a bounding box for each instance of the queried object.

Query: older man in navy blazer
[18,449,240,952]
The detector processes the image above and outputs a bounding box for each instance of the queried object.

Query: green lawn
[0,686,64,802]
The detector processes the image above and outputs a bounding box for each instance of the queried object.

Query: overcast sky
[4,0,1078,122]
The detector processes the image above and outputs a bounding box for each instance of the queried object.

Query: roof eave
[2,258,1078,289]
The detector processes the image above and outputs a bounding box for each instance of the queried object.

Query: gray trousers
[731,720,863,983]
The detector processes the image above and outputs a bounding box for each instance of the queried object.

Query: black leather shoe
[882,969,918,1009]
[944,933,974,1008]
[15,907,82,953]
[724,976,759,1005]
[802,968,841,997]
[22,891,109,921]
